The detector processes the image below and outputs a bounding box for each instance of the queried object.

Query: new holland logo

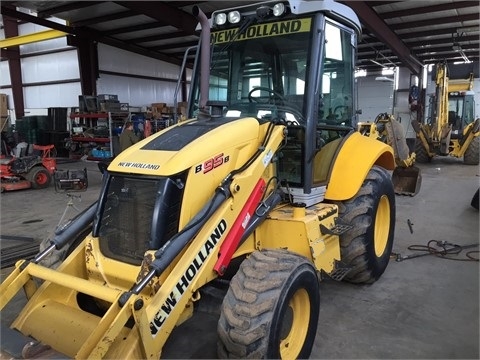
[211,18,311,44]
[149,219,228,336]
[117,162,160,170]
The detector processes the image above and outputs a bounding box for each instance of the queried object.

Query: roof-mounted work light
[228,11,241,24]
[272,3,286,17]
[215,13,227,26]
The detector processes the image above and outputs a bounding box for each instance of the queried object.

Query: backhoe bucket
[392,166,422,196]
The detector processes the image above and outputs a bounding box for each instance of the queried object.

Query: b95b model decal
[195,153,230,174]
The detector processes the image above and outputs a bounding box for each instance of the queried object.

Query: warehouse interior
[0,1,479,359]
[0,1,479,157]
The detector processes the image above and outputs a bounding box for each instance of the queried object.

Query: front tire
[217,249,319,359]
[336,165,395,284]
[463,136,479,165]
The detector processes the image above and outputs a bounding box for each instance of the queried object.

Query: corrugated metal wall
[1,21,478,123]
[1,23,191,121]
[97,44,191,108]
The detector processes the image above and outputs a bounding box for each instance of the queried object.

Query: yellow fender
[325,132,395,201]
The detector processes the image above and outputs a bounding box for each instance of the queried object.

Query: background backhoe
[412,62,479,164]
[0,1,397,358]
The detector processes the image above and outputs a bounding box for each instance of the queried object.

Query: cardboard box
[151,103,166,114]
[0,94,8,117]
[1,116,8,131]
[152,107,163,113]
[177,101,188,108]
[178,107,187,116]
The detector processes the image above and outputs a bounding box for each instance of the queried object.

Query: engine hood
[108,117,260,176]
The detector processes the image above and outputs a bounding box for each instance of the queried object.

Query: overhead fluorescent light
[375,76,394,82]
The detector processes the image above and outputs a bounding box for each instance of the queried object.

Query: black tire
[217,249,319,359]
[463,136,479,165]
[471,188,479,210]
[336,165,395,284]
[414,138,431,163]
[26,167,51,189]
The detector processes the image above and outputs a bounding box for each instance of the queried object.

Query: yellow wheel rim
[279,288,310,359]
[374,194,390,257]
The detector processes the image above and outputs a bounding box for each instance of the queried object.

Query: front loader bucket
[392,166,422,196]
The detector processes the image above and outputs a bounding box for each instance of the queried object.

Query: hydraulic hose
[129,182,232,297]
[33,201,97,264]
[51,201,97,249]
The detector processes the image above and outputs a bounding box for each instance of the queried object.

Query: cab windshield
[189,13,357,190]
[448,93,475,131]
[190,16,355,128]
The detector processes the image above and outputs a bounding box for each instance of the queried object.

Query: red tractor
[0,144,56,192]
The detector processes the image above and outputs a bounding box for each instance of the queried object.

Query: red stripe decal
[214,178,266,275]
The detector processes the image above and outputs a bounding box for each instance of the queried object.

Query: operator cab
[188,0,360,204]
[446,90,475,138]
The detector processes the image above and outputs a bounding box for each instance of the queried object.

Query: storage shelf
[68,111,130,159]
[69,112,129,119]
[70,136,110,143]
[69,113,110,119]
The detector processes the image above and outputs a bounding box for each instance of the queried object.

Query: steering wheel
[333,105,348,117]
[248,87,286,104]
[333,105,349,119]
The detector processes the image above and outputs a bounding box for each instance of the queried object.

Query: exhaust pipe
[192,5,210,113]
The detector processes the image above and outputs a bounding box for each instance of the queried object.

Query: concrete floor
[1,157,479,359]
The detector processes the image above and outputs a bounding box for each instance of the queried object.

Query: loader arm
[0,121,285,359]
[135,124,286,358]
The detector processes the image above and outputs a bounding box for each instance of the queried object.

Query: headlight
[215,13,227,26]
[228,11,241,24]
[272,3,286,16]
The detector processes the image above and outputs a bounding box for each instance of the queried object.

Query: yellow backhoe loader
[412,62,479,164]
[358,113,422,196]
[0,1,397,359]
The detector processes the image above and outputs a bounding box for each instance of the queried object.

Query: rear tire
[336,166,395,284]
[26,167,51,189]
[414,138,431,163]
[463,136,479,165]
[217,249,319,359]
